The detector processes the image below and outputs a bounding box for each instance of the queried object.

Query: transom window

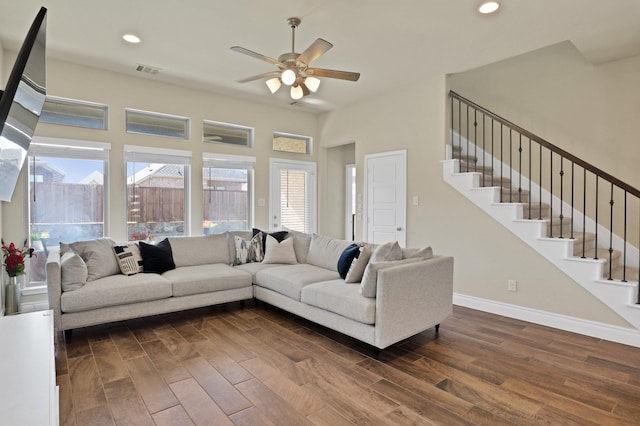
[40,96,108,130]
[203,120,253,147]
[125,109,190,139]
[273,131,313,154]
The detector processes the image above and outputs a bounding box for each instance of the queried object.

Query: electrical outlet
[508,280,518,292]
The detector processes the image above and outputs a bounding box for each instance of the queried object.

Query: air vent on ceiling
[135,64,161,75]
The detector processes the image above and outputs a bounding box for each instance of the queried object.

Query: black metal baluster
[509,130,513,202]
[474,109,478,174]
[539,145,543,220]
[450,96,454,154]
[528,137,532,219]
[571,162,575,239]
[500,124,504,202]
[491,118,495,187]
[466,104,470,172]
[594,176,599,260]
[559,157,564,238]
[518,134,523,203]
[582,169,587,259]
[622,191,627,282]
[458,99,462,160]
[549,151,553,224]
[608,183,614,280]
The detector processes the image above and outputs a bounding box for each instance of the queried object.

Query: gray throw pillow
[60,251,88,291]
[370,241,402,263]
[360,258,424,298]
[306,234,353,271]
[62,238,119,282]
[402,246,433,260]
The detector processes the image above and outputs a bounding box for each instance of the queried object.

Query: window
[27,137,110,287]
[270,159,316,233]
[125,145,191,241]
[125,109,190,139]
[203,153,255,233]
[273,131,313,154]
[40,96,108,130]
[203,120,253,147]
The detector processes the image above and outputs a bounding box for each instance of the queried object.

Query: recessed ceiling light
[479,1,500,14]
[122,34,141,44]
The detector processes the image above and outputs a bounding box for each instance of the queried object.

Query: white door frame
[269,158,317,232]
[363,150,406,246]
[345,163,356,240]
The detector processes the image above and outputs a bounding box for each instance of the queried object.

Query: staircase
[443,91,640,337]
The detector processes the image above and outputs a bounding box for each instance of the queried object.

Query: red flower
[1,238,33,277]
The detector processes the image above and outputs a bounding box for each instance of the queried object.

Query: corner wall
[318,72,630,328]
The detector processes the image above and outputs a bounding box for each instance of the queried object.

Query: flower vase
[5,276,20,315]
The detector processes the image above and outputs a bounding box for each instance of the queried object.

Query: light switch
[412,195,419,206]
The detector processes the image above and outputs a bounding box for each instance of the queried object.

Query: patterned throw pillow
[113,244,144,275]
[234,232,263,265]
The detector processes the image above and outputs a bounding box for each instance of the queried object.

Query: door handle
[396,227,402,231]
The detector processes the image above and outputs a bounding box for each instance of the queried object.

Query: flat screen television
[0,6,47,202]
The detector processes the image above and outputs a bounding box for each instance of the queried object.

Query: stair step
[458,161,492,174]
[478,176,513,188]
[609,265,640,282]
[451,144,463,153]
[452,153,478,163]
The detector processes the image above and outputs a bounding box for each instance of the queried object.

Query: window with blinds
[279,169,308,233]
[40,96,108,130]
[203,120,253,147]
[125,108,190,139]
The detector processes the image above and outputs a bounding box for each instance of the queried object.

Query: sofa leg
[64,329,72,340]
[240,300,245,309]
[435,324,440,333]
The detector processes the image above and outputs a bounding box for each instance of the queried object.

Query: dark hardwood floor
[56,302,640,425]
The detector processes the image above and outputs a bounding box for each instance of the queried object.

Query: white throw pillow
[360,258,424,298]
[113,244,143,275]
[370,241,403,263]
[234,233,263,265]
[345,246,372,283]
[60,251,88,292]
[262,235,298,264]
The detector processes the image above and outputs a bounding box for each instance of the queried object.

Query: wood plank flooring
[56,302,640,425]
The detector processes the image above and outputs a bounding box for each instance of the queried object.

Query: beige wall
[1,55,319,245]
[318,71,630,328]
[321,143,355,239]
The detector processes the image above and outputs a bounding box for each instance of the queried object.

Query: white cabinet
[0,310,59,425]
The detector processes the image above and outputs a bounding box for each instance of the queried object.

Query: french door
[269,158,316,233]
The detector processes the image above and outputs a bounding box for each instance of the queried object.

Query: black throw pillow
[252,228,288,254]
[337,244,360,279]
[139,239,175,274]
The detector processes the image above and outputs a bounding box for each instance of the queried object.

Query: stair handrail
[449,90,640,198]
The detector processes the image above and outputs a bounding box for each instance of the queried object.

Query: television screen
[0,7,47,202]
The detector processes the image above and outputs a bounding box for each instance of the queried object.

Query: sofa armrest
[374,255,453,349]
[45,250,62,331]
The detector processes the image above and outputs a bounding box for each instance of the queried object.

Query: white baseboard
[453,293,640,348]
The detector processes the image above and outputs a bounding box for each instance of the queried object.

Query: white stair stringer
[442,158,640,338]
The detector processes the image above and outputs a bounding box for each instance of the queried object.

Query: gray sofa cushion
[301,280,376,325]
[403,246,433,260]
[360,258,424,298]
[370,241,403,262]
[61,273,172,313]
[234,262,282,283]
[306,234,353,272]
[163,264,252,297]
[168,234,229,267]
[255,264,340,301]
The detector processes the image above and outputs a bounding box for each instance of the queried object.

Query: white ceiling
[1,1,639,112]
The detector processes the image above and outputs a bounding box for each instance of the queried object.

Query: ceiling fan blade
[230,46,281,66]
[237,71,282,83]
[296,38,333,66]
[300,83,311,96]
[306,68,360,81]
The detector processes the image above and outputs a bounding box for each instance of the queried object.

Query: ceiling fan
[231,17,360,100]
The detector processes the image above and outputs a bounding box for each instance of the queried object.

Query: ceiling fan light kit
[231,17,360,101]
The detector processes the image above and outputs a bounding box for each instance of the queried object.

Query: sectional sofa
[46,230,453,349]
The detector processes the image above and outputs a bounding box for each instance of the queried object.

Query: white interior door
[365,150,406,246]
[269,158,316,233]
